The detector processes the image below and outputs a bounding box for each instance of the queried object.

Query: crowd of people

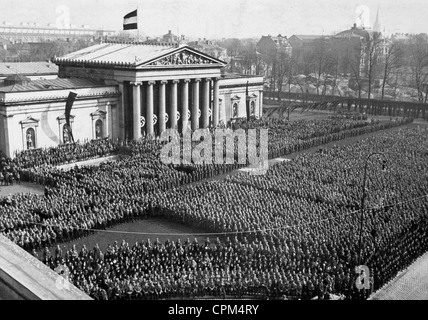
[44,237,326,300]
[13,138,119,169]
[1,116,411,188]
[0,155,21,187]
[0,114,425,300]
[232,117,412,159]
[149,127,428,298]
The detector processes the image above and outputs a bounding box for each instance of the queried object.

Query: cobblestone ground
[370,251,428,300]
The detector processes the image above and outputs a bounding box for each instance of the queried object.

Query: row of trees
[217,33,428,103]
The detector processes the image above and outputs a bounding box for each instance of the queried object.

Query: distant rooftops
[0,21,113,32]
[0,62,58,77]
[335,23,379,39]
[3,74,31,86]
[0,78,108,93]
[289,35,325,41]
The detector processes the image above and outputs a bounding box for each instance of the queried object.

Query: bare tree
[309,38,335,96]
[379,41,404,100]
[254,52,264,76]
[345,41,364,99]
[291,46,314,103]
[274,49,292,104]
[365,32,383,100]
[240,42,256,75]
[0,48,7,62]
[261,48,278,98]
[220,38,243,58]
[286,50,300,102]
[329,46,343,98]
[392,69,401,101]
[406,34,428,102]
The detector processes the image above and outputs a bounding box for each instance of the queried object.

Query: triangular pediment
[90,109,107,117]
[19,116,39,125]
[57,113,75,121]
[139,46,226,68]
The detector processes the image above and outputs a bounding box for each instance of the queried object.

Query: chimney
[353,23,357,29]
[168,30,171,34]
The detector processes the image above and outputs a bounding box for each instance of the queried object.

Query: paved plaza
[370,251,428,300]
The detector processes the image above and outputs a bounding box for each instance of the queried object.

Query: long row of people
[43,238,344,300]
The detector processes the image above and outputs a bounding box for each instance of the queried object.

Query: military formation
[0,115,424,300]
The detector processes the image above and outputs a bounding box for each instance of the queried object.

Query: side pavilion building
[0,41,264,157]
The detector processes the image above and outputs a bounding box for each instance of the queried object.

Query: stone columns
[159,80,167,134]
[170,80,178,130]
[105,102,110,138]
[259,90,263,118]
[202,78,210,128]
[131,82,142,141]
[118,82,126,140]
[146,81,155,137]
[182,79,190,131]
[192,79,201,131]
[213,78,220,127]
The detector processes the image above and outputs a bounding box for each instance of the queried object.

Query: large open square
[1,0,428,307]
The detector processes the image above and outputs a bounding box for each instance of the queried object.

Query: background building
[287,34,325,51]
[257,34,292,56]
[188,38,228,61]
[0,77,119,156]
[0,23,115,43]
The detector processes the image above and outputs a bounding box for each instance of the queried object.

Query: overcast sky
[0,0,427,39]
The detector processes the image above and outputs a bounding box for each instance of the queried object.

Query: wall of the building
[218,77,264,123]
[0,87,120,157]
[0,114,10,156]
[3,98,118,156]
[0,75,264,157]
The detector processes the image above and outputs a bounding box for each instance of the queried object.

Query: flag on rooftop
[123,9,138,30]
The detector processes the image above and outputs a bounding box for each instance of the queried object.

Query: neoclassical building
[0,41,264,157]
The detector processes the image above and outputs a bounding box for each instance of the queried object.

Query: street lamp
[357,152,388,266]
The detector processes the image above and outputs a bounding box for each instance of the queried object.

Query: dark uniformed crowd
[0,115,424,300]
[150,126,428,299]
